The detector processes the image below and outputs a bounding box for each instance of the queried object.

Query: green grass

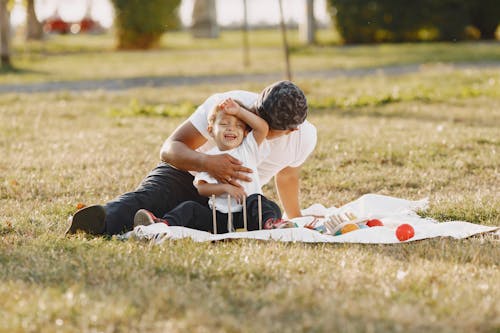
[3,30,500,84]
[0,37,499,332]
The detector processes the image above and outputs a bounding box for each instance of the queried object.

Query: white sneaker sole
[133,209,154,228]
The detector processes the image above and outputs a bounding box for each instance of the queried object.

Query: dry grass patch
[0,68,499,332]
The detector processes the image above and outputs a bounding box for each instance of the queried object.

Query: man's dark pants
[104,162,208,235]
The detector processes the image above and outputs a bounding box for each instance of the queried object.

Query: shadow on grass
[312,105,499,128]
[0,65,48,76]
[301,235,499,267]
[0,234,497,298]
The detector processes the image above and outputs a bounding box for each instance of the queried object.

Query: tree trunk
[299,0,316,45]
[278,0,291,81]
[0,0,12,69]
[191,0,219,38]
[478,28,497,40]
[242,0,249,67]
[26,0,43,40]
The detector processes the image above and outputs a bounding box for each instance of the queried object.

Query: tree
[299,0,316,45]
[0,0,12,69]
[111,0,181,49]
[278,0,291,80]
[191,0,218,38]
[328,0,470,43]
[242,0,249,67]
[467,0,500,40]
[26,0,43,40]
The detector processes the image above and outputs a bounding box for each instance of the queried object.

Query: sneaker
[133,209,169,228]
[66,205,106,235]
[263,218,296,229]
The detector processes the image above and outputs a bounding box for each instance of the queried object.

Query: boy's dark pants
[162,193,282,233]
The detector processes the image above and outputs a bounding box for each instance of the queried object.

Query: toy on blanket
[341,223,360,234]
[211,194,388,236]
[323,212,369,235]
[366,219,384,227]
[396,223,415,241]
[211,194,271,233]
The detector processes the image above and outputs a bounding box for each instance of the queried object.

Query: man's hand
[204,153,253,185]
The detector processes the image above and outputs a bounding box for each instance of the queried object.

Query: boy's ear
[207,125,214,137]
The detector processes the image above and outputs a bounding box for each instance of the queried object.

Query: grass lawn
[0,34,499,332]
[2,30,500,84]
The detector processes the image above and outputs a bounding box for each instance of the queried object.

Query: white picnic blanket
[120,194,499,244]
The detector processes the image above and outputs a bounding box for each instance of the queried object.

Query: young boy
[133,98,292,233]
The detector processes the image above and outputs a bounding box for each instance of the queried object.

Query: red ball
[366,219,384,227]
[396,224,415,241]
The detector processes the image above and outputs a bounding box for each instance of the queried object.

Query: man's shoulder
[268,121,316,145]
[300,120,316,132]
[296,120,317,139]
[278,120,317,151]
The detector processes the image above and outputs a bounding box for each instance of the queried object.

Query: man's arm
[160,120,252,183]
[275,166,302,219]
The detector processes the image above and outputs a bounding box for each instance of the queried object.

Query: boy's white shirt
[188,90,318,186]
[194,131,269,213]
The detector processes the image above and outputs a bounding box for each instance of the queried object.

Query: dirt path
[1,62,499,94]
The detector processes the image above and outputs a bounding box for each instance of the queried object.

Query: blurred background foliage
[1,0,499,72]
[110,0,181,49]
[327,0,500,43]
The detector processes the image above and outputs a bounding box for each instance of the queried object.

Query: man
[67,80,317,235]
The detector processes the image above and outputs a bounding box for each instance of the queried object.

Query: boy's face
[209,112,248,151]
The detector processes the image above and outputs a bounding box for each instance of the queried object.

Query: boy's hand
[223,184,247,204]
[218,98,240,116]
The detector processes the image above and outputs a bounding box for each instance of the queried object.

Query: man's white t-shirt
[194,131,269,213]
[188,90,317,186]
